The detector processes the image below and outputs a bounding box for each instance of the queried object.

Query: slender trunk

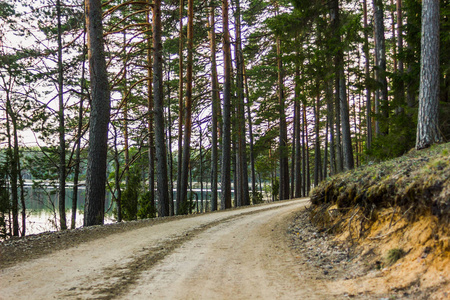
[166,58,174,216]
[294,63,302,198]
[314,82,321,186]
[396,0,405,108]
[234,0,249,206]
[330,0,342,173]
[122,31,130,187]
[304,105,311,195]
[323,117,329,178]
[18,154,25,236]
[301,103,306,197]
[330,0,353,171]
[326,79,336,176]
[209,3,219,212]
[5,97,18,236]
[146,3,155,214]
[276,34,289,201]
[221,0,232,210]
[362,0,372,149]
[72,33,87,229]
[390,0,397,73]
[340,67,354,171]
[176,0,184,214]
[179,0,194,214]
[57,0,67,230]
[199,126,204,212]
[373,0,389,135]
[153,0,170,217]
[114,130,122,222]
[243,66,256,201]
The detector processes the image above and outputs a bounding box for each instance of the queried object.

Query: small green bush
[386,248,405,266]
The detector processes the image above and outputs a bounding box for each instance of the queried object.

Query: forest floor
[0,197,448,299]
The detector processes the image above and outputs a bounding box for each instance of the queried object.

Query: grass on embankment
[309,143,449,298]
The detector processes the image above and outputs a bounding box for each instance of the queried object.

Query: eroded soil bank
[289,208,449,299]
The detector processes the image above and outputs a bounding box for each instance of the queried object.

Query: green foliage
[272,178,279,201]
[137,191,157,219]
[366,113,416,161]
[178,192,196,215]
[120,170,141,221]
[251,191,264,204]
[386,248,405,266]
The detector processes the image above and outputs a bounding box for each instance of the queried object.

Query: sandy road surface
[0,199,335,299]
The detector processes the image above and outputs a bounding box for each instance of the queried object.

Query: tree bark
[243,66,256,202]
[84,0,111,226]
[294,62,302,198]
[57,0,67,231]
[179,0,194,214]
[396,0,405,108]
[221,0,232,210]
[153,0,170,217]
[362,0,372,150]
[146,1,155,215]
[276,33,289,201]
[209,3,219,212]
[72,36,87,229]
[234,0,249,206]
[373,0,389,135]
[176,0,184,214]
[416,0,440,149]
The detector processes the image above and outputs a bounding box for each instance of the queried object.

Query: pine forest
[0,0,448,237]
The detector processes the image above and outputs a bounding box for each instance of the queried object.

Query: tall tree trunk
[326,78,336,176]
[243,66,256,202]
[301,102,306,197]
[122,30,130,187]
[362,0,372,150]
[294,62,302,198]
[166,58,174,216]
[416,0,440,149]
[234,0,249,206]
[72,37,87,229]
[146,1,155,215]
[314,81,321,186]
[57,0,67,230]
[84,0,111,226]
[5,96,18,236]
[113,129,122,222]
[199,125,204,212]
[303,104,311,195]
[340,67,354,171]
[323,117,329,178]
[396,0,405,108]
[373,0,389,135]
[221,0,232,210]
[276,34,289,201]
[179,0,194,214]
[153,0,170,217]
[330,0,354,171]
[176,0,184,214]
[209,3,219,212]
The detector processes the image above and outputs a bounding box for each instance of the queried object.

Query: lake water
[15,184,218,235]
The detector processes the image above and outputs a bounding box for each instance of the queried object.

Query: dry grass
[310,143,450,299]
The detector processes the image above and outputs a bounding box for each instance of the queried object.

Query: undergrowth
[311,143,450,228]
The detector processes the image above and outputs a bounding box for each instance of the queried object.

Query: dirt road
[0,199,337,299]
